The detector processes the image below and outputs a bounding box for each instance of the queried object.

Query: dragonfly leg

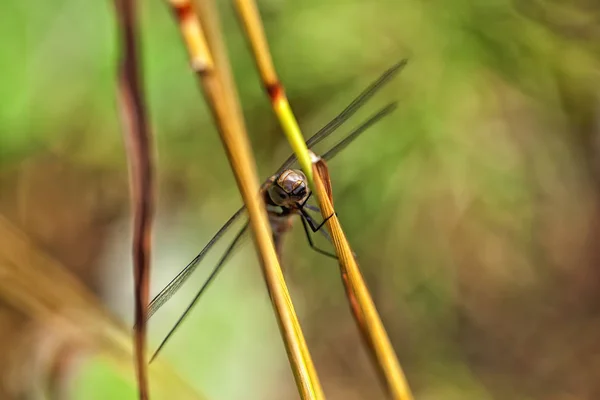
[300,207,336,233]
[298,208,336,243]
[300,215,337,259]
[298,192,330,221]
[303,204,320,213]
[301,211,360,261]
[298,191,313,208]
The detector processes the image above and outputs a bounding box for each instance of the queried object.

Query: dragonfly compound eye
[291,183,307,199]
[268,185,289,206]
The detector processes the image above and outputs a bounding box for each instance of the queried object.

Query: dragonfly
[147,59,408,362]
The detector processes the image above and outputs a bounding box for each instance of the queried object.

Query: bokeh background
[2,0,600,399]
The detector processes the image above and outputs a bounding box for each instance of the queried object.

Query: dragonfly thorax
[267,169,309,208]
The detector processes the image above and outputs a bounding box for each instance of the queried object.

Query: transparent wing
[150,222,250,362]
[147,60,406,319]
[322,102,398,162]
[147,206,245,318]
[276,59,407,174]
[303,102,399,245]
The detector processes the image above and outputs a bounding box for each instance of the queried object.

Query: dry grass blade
[113,0,155,398]
[234,0,314,181]
[164,0,324,398]
[310,153,414,400]
[0,216,205,400]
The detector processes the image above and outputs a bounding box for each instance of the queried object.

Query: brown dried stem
[113,0,155,398]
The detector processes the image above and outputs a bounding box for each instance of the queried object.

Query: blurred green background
[1,0,600,399]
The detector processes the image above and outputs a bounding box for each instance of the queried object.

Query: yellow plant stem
[310,154,414,400]
[166,0,324,398]
[234,0,314,182]
[234,2,413,397]
[271,95,314,181]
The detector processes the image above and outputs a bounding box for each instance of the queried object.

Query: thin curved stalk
[113,0,154,398]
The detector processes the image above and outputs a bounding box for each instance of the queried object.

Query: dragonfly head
[268,169,309,208]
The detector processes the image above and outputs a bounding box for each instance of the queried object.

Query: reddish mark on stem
[266,82,284,102]
[172,0,193,21]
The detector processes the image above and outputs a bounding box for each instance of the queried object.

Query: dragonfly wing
[275,60,407,175]
[147,61,407,320]
[150,222,250,362]
[147,205,246,319]
[321,103,397,163]
[305,59,406,149]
